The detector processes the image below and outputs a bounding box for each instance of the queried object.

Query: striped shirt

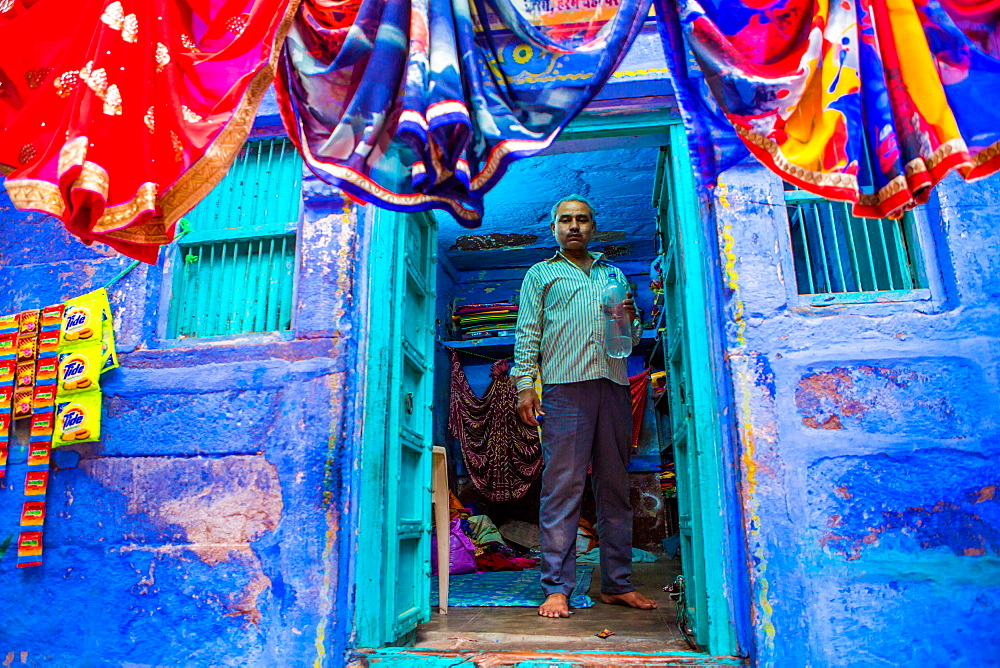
[513,251,641,392]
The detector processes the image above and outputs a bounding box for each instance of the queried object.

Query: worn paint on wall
[0,161,366,665]
[716,163,1000,666]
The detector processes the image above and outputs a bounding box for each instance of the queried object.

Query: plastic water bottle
[602,279,632,359]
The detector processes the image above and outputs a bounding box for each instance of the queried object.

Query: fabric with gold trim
[273,0,652,225]
[655,0,1000,217]
[0,0,298,262]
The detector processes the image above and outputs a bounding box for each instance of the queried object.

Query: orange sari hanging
[0,0,297,262]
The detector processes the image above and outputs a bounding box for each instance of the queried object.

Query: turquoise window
[784,184,926,301]
[167,138,301,338]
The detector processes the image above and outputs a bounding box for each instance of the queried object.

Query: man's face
[551,200,595,252]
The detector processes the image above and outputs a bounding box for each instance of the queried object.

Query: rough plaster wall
[715,164,1000,666]
[0,171,363,666]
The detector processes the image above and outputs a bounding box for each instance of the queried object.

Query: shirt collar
[548,250,606,264]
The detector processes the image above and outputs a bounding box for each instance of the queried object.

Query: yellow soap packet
[100,299,118,373]
[57,345,102,395]
[62,289,118,372]
[53,393,101,446]
[60,289,106,349]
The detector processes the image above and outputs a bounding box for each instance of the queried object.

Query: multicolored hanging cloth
[275,0,652,224]
[448,350,542,502]
[629,369,649,450]
[0,0,298,262]
[656,0,1000,217]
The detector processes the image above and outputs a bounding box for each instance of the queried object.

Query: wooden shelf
[441,335,515,357]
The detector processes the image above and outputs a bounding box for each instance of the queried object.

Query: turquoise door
[653,125,740,656]
[355,206,438,647]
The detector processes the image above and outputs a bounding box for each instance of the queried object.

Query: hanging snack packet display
[11,308,42,419]
[40,304,64,333]
[0,411,9,478]
[0,358,15,385]
[17,531,42,568]
[0,313,19,331]
[35,357,57,385]
[0,332,15,357]
[19,309,39,336]
[0,316,13,479]
[37,330,59,358]
[13,384,33,418]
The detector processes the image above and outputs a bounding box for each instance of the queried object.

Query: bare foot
[538,593,571,618]
[600,591,658,610]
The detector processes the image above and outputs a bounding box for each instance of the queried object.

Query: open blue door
[355,206,438,647]
[653,124,742,656]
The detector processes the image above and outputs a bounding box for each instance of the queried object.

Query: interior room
[418,144,692,650]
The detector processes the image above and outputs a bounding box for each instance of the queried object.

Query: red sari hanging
[0,0,297,262]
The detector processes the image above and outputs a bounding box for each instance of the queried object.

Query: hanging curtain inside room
[655,0,1000,217]
[274,0,652,225]
[448,350,542,503]
[0,0,297,262]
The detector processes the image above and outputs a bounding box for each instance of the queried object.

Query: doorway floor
[415,560,691,652]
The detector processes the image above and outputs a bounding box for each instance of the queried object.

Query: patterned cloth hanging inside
[447,350,541,502]
[629,369,650,451]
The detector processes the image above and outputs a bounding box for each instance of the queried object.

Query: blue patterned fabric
[431,566,595,608]
[654,0,1000,217]
[275,0,651,225]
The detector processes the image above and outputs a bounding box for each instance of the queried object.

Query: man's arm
[513,269,544,426]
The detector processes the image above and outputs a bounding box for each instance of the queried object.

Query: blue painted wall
[2,22,996,665]
[713,163,1000,666]
[0,146,366,665]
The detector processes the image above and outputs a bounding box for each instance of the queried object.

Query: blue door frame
[348,113,753,660]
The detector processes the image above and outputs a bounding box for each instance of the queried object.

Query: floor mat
[431,567,594,609]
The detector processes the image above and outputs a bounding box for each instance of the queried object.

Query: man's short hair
[550,194,596,223]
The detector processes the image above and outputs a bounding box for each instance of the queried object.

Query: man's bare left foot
[600,591,658,609]
[538,593,571,618]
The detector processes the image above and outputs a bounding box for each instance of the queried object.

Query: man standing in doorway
[513,194,658,618]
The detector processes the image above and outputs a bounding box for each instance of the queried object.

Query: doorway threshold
[350,647,744,667]
[349,563,747,665]
[417,561,689,652]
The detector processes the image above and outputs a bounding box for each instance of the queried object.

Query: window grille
[784,185,925,299]
[168,138,301,338]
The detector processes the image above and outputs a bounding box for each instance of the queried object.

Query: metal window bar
[169,137,301,338]
[172,236,296,338]
[786,195,923,296]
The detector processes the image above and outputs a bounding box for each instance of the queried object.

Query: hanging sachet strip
[53,289,116,447]
[655,0,1000,217]
[18,437,50,568]
[275,0,652,225]
[2,289,117,568]
[0,312,15,479]
[0,0,300,263]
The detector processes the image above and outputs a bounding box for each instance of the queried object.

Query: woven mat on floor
[431,567,594,608]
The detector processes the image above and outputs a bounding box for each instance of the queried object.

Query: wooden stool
[431,445,449,614]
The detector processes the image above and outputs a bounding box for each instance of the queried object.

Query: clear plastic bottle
[602,279,632,359]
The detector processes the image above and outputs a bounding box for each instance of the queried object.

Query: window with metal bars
[784,184,926,303]
[167,137,301,338]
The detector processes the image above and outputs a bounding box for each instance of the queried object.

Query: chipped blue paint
[0,142,366,665]
[716,163,1000,666]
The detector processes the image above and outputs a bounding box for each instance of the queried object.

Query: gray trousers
[539,378,634,598]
